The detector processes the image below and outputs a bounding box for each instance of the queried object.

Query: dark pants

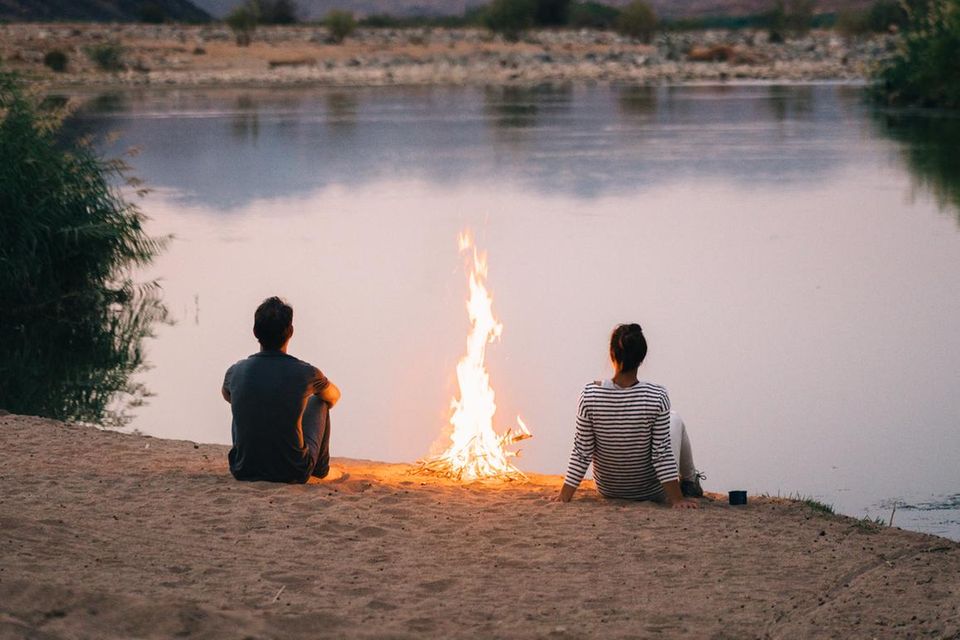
[302,397,331,479]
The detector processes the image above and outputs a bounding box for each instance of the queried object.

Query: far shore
[2,23,895,89]
[1,412,958,638]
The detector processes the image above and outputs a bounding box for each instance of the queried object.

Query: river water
[64,83,960,540]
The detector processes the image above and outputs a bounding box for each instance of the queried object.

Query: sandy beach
[1,412,958,639]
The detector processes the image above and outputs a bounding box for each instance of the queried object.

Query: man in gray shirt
[222,297,341,483]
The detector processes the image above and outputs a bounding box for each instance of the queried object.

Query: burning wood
[416,232,533,482]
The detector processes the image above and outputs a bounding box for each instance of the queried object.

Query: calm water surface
[67,84,960,540]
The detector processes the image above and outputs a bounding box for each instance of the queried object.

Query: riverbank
[2,23,896,88]
[1,412,958,638]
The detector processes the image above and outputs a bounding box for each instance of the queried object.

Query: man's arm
[221,366,233,403]
[318,380,341,408]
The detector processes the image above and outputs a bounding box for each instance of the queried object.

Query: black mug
[729,490,747,505]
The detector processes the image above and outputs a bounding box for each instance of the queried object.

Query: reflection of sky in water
[68,84,856,208]
[66,84,960,541]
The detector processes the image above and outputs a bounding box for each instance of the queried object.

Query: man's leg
[669,410,698,482]
[303,396,331,479]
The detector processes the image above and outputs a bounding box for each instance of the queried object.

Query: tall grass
[0,74,168,426]
[874,0,960,108]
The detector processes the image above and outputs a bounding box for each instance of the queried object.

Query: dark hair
[254,296,293,350]
[610,323,648,371]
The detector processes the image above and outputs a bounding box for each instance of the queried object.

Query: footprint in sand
[405,617,437,632]
[381,508,413,518]
[356,526,387,538]
[418,578,457,593]
[367,599,398,611]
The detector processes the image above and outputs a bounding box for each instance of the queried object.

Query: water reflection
[0,268,168,428]
[325,92,359,130]
[62,84,866,210]
[873,111,960,223]
[231,95,260,142]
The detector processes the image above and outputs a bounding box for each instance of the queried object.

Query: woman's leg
[669,411,698,482]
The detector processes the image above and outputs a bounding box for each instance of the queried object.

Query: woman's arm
[662,479,698,509]
[557,390,594,502]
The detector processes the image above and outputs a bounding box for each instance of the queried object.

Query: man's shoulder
[286,353,320,373]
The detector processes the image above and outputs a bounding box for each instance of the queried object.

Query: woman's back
[565,379,678,501]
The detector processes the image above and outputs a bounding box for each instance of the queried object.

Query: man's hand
[319,381,341,408]
[671,498,699,509]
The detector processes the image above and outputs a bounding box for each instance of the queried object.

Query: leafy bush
[764,0,815,40]
[484,0,537,41]
[836,8,872,35]
[874,0,960,108]
[568,1,621,28]
[85,43,126,72]
[257,0,300,24]
[785,0,816,34]
[0,74,167,426]
[226,2,259,46]
[868,0,910,31]
[43,50,68,73]
[615,0,658,42]
[325,10,357,44]
[138,2,167,23]
[535,0,572,25]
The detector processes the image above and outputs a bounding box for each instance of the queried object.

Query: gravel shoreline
[3,23,897,88]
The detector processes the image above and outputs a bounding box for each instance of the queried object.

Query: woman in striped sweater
[558,323,703,508]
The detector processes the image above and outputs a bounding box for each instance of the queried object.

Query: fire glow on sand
[416,231,532,482]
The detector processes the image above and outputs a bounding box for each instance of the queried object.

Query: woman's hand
[555,484,576,502]
[671,498,699,509]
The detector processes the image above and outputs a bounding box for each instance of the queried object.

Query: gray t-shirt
[223,351,329,483]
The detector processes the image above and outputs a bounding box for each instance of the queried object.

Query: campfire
[417,231,532,482]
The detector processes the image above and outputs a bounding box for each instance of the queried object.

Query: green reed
[0,73,168,427]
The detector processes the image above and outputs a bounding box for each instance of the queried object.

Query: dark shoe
[681,471,706,498]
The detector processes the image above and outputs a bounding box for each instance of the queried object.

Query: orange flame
[417,231,532,481]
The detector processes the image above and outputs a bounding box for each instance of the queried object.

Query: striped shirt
[564,379,678,500]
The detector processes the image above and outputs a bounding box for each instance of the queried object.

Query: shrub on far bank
[325,10,357,44]
[535,0,572,25]
[569,1,621,29]
[484,0,537,40]
[226,2,259,46]
[616,0,658,42]
[838,0,911,35]
[138,2,167,23]
[764,0,816,41]
[43,50,68,73]
[257,0,300,24]
[873,0,960,108]
[85,43,126,71]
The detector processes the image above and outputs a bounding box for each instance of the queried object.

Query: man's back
[224,351,329,483]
